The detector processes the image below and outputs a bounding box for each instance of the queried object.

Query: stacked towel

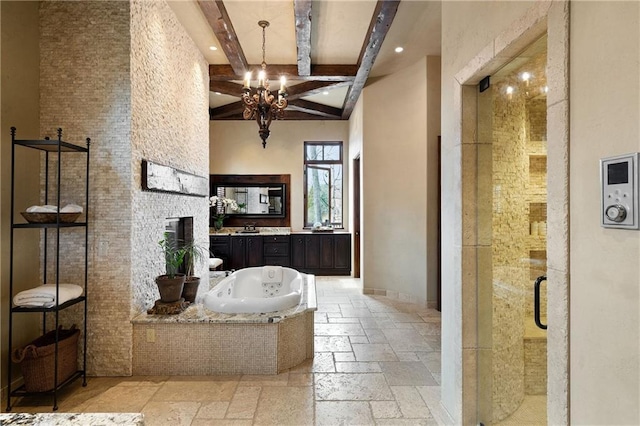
[13,284,83,308]
[25,204,83,213]
[262,265,283,284]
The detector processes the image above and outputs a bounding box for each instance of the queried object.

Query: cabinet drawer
[264,256,290,267]
[209,236,229,244]
[263,235,289,243]
[263,243,289,256]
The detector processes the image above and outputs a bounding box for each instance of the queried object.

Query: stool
[209,257,223,271]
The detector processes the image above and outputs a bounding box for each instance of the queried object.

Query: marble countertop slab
[209,227,291,236]
[132,274,317,325]
[0,413,144,425]
[209,228,351,235]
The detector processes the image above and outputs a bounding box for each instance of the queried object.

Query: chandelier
[242,20,288,148]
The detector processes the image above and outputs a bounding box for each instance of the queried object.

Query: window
[304,141,343,228]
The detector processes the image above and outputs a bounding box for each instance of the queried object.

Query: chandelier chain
[262,25,266,67]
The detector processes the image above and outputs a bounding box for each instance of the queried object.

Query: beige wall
[0,0,42,397]
[570,2,640,423]
[361,57,429,303]
[210,120,349,231]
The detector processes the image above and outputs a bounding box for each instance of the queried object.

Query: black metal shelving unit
[6,127,90,411]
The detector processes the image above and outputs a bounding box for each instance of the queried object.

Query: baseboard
[362,287,430,308]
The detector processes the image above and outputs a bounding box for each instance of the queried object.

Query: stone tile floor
[7,277,454,425]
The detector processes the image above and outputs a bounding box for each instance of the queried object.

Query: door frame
[352,156,361,278]
[450,2,570,425]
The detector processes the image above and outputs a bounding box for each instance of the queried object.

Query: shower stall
[476,36,549,425]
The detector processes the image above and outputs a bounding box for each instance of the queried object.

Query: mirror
[214,186,285,216]
[210,174,290,227]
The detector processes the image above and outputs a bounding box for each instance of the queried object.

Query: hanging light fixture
[242,20,288,148]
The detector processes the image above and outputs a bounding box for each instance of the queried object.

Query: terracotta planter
[182,276,201,303]
[155,274,186,303]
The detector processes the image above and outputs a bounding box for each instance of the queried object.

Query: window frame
[303,141,344,229]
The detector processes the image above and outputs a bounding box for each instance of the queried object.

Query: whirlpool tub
[204,266,303,314]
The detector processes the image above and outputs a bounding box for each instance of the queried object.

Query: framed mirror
[210,174,290,227]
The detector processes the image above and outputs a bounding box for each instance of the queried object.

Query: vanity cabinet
[263,235,290,267]
[291,233,351,276]
[230,235,263,270]
[209,235,230,267]
[211,233,351,275]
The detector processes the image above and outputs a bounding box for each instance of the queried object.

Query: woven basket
[12,325,80,392]
[20,212,81,224]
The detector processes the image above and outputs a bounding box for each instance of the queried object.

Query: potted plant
[155,234,186,303]
[210,196,245,231]
[181,240,209,303]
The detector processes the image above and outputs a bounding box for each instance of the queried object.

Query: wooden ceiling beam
[209,101,244,119]
[341,0,400,119]
[286,81,351,100]
[211,100,342,120]
[198,0,248,75]
[209,81,351,119]
[210,110,331,121]
[209,64,357,81]
[210,80,244,96]
[294,0,313,76]
[288,99,343,119]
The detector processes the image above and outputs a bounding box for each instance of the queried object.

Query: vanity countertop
[0,413,144,425]
[210,227,291,236]
[210,228,351,236]
[290,229,351,235]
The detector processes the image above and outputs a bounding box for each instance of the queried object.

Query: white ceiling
[168,0,442,113]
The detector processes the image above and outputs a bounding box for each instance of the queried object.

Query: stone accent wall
[40,0,133,376]
[524,336,547,395]
[39,0,208,375]
[130,0,209,313]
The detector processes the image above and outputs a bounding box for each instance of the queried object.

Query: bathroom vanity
[209,232,351,275]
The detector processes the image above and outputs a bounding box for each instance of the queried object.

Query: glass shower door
[476,35,548,425]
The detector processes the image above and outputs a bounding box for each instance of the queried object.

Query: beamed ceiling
[168,0,442,121]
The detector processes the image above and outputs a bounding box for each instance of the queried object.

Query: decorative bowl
[20,212,81,224]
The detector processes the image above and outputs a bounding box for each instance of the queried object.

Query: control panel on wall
[601,153,640,229]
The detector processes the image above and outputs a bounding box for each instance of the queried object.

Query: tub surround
[133,273,316,324]
[131,274,316,375]
[0,413,144,425]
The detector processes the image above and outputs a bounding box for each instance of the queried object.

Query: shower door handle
[534,275,547,330]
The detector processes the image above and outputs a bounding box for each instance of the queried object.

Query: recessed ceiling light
[322,91,329,95]
[394,47,404,53]
[521,71,531,81]
[506,86,514,94]
[209,46,218,51]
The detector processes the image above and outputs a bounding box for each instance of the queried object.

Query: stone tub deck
[131,274,317,375]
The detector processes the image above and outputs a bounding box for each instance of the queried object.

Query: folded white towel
[13,284,83,308]
[60,204,83,213]
[262,266,283,284]
[26,205,58,213]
